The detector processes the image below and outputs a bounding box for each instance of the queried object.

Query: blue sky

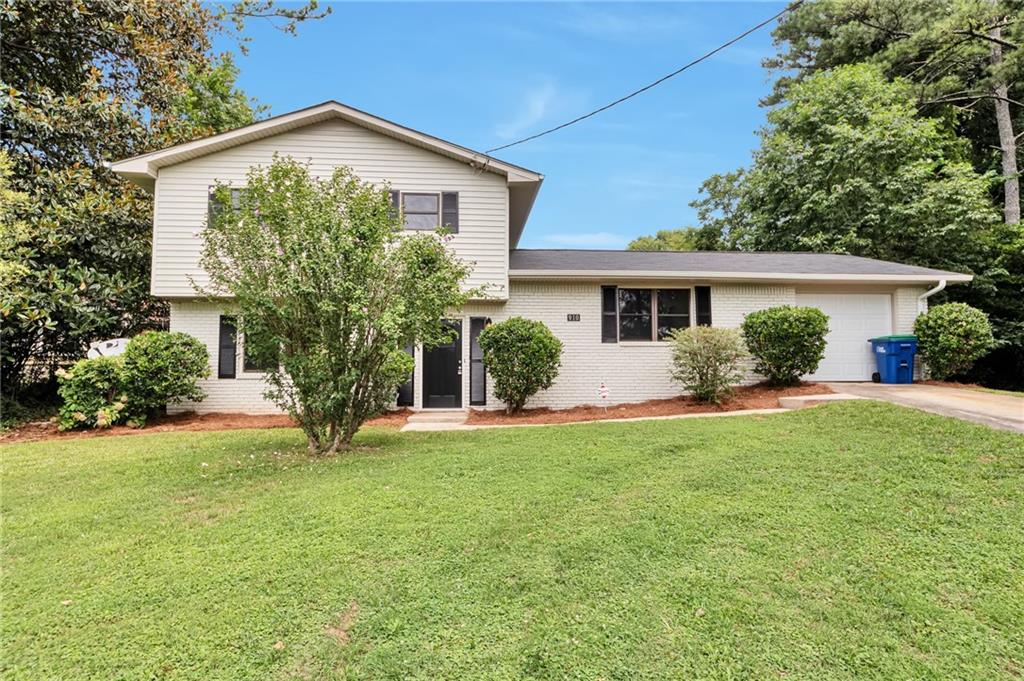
[218,1,786,249]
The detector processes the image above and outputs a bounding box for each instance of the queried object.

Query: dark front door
[424,320,462,408]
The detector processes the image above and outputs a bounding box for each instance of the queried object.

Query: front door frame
[422,319,463,409]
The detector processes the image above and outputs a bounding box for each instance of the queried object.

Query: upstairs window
[402,193,439,230]
[601,287,693,342]
[208,187,245,225]
[389,191,459,233]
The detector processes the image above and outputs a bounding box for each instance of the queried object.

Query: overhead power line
[485,1,803,154]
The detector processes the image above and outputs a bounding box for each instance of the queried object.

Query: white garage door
[794,293,892,381]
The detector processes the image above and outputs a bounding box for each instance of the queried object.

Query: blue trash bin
[868,335,918,384]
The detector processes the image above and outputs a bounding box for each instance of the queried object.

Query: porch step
[405,411,468,424]
[777,393,866,410]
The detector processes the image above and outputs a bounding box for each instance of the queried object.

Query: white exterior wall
[152,119,509,298]
[167,284,930,415]
[448,281,796,410]
[167,301,279,414]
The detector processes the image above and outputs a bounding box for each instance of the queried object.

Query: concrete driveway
[830,383,1024,433]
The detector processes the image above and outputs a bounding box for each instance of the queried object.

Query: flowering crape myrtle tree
[200,157,471,453]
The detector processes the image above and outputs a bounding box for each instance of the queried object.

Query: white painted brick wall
[167,283,920,414]
[894,286,927,378]
[893,287,926,333]
[168,301,280,414]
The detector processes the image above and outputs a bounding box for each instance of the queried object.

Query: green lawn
[3,403,1022,680]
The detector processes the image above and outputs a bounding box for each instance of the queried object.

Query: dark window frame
[208,186,244,225]
[601,286,694,343]
[241,332,279,374]
[218,316,237,379]
[401,192,441,231]
[469,317,487,406]
[390,190,459,233]
[396,344,414,407]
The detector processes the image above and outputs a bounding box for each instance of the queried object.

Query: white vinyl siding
[152,118,509,298]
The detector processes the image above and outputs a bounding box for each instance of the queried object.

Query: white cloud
[557,7,695,42]
[495,82,558,140]
[542,231,628,248]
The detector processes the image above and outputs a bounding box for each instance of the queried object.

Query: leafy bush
[121,331,209,426]
[201,159,471,453]
[56,357,127,430]
[668,327,748,404]
[477,317,563,413]
[741,306,830,386]
[914,303,995,380]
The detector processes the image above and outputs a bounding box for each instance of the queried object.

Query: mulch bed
[465,383,833,426]
[0,409,413,445]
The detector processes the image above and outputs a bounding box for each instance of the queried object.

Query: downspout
[917,279,946,314]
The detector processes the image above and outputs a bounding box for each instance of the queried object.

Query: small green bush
[741,306,830,386]
[668,326,748,404]
[477,317,563,413]
[121,331,209,426]
[914,302,995,380]
[56,357,127,430]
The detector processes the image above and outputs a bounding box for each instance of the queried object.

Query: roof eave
[508,270,973,284]
[109,101,543,186]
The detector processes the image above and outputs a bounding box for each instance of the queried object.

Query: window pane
[658,289,689,315]
[619,314,652,341]
[618,289,651,315]
[657,315,689,340]
[404,213,439,230]
[403,193,438,213]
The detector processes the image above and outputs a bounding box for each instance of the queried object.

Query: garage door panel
[795,293,892,381]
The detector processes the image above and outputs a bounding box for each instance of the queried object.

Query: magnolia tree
[200,157,471,453]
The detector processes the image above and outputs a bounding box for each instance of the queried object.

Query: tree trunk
[990,17,1021,224]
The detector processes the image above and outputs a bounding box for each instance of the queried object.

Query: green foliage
[741,306,830,386]
[56,357,127,430]
[200,157,472,452]
[121,331,209,426]
[477,317,563,413]
[766,0,1022,186]
[626,226,722,251]
[55,331,207,430]
[667,326,748,404]
[756,0,1024,389]
[914,303,996,380]
[694,65,999,272]
[0,0,324,400]
[5,403,1024,678]
[156,53,268,144]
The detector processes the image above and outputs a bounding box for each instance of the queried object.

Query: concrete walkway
[829,382,1024,434]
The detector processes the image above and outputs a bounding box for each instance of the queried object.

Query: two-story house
[111,101,971,413]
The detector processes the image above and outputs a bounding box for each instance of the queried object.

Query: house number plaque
[566,314,581,322]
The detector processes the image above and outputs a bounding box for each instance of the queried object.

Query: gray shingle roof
[508,249,970,281]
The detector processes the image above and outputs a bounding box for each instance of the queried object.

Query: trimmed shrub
[914,302,995,380]
[668,326,748,404]
[741,305,830,386]
[56,357,127,430]
[477,317,563,413]
[121,331,209,426]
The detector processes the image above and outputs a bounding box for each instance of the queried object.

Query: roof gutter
[918,279,947,314]
[509,270,973,284]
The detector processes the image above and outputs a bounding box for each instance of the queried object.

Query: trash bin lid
[869,334,918,342]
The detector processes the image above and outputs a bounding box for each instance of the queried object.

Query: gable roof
[509,250,972,284]
[109,100,544,246]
